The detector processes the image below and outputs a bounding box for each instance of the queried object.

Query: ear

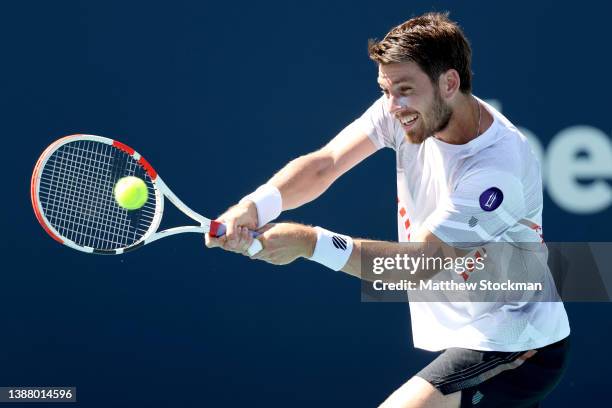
[437,69,461,99]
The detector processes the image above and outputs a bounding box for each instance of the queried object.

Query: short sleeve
[424,170,527,245]
[354,96,398,150]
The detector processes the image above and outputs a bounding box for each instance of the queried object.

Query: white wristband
[308,227,353,271]
[240,184,282,228]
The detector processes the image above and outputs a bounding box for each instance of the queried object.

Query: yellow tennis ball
[114,176,148,210]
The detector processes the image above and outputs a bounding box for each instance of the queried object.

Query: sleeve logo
[468,216,479,227]
[332,235,348,250]
[479,187,503,211]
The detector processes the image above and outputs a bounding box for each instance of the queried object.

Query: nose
[387,94,405,114]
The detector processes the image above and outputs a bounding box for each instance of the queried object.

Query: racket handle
[209,221,263,256]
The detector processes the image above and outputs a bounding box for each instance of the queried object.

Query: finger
[221,237,249,254]
[205,234,226,248]
[237,227,255,255]
[239,226,254,253]
[232,226,245,252]
[225,217,238,248]
[204,233,213,247]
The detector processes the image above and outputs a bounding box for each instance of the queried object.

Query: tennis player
[206,12,570,408]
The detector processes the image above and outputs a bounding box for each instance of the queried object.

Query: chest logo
[479,187,503,211]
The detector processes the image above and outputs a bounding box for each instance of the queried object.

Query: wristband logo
[332,235,348,250]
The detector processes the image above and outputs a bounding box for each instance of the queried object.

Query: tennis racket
[31,134,263,256]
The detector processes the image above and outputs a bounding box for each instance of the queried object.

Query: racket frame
[31,134,221,254]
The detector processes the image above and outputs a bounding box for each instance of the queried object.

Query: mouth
[397,113,419,130]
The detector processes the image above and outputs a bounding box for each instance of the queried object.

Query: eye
[380,88,389,96]
[400,87,413,95]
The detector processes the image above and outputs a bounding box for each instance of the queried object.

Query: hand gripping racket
[31,134,263,255]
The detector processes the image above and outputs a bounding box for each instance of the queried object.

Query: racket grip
[209,221,263,256]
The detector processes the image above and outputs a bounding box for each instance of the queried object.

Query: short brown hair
[368,12,473,93]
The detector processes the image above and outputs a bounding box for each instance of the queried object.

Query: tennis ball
[114,176,148,210]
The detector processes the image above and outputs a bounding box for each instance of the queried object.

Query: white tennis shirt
[356,96,570,351]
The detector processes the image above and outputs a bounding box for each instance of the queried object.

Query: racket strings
[44,142,153,248]
[45,143,122,245]
[38,140,157,250]
[42,142,128,247]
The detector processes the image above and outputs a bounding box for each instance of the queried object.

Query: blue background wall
[1,1,610,406]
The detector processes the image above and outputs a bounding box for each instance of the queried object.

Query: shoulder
[464,112,538,179]
[481,100,536,159]
[356,96,402,150]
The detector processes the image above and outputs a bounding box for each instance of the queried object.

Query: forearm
[222,131,374,245]
[265,128,377,211]
[340,239,425,281]
[340,237,456,283]
[251,223,463,283]
[267,151,338,210]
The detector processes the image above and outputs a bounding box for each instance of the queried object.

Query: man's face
[377,61,452,144]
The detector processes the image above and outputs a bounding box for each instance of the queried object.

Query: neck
[435,93,483,145]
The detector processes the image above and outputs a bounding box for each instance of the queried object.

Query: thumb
[205,233,226,248]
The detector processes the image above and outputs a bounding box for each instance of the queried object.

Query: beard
[405,89,453,144]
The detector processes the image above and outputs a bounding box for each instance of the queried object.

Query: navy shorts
[416,337,570,407]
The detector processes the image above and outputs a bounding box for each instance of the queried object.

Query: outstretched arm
[205,124,378,252]
[249,222,457,281]
[269,124,378,210]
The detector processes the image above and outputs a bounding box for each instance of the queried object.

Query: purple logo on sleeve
[479,187,503,211]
